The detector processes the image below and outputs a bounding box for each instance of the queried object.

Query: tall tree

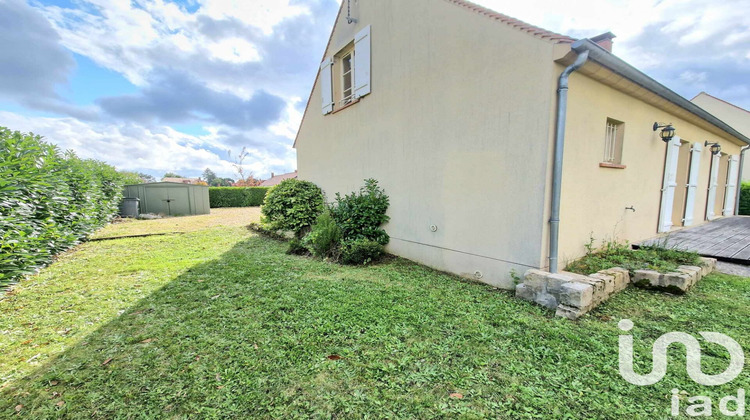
[202,168,218,185]
[163,172,184,179]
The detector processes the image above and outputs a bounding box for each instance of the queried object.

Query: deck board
[640,216,750,264]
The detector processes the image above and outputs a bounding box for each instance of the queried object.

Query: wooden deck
[639,217,750,264]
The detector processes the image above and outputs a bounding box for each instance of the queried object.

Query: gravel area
[716,261,750,278]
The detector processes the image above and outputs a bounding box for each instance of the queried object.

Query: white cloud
[0,111,296,179]
[199,0,308,35]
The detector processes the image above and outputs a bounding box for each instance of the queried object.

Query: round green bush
[340,238,385,265]
[261,179,325,237]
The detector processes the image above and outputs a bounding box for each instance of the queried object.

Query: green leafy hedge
[209,187,270,208]
[739,182,750,216]
[1,128,131,287]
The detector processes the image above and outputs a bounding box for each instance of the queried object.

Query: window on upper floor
[602,118,625,167]
[320,26,371,115]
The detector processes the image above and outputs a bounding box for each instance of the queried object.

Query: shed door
[658,137,682,233]
[145,187,190,216]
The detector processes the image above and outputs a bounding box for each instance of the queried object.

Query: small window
[603,118,625,165]
[341,52,354,105]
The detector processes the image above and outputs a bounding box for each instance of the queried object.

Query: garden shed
[123,182,210,216]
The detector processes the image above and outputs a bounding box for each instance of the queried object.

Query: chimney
[271,172,275,178]
[590,32,616,53]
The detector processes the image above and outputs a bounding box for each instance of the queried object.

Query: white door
[683,142,703,226]
[723,155,740,216]
[706,154,720,220]
[658,137,682,233]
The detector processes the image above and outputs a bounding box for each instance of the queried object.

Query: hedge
[739,182,750,216]
[209,187,270,208]
[1,127,135,287]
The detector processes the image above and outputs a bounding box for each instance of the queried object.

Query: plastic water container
[119,197,140,218]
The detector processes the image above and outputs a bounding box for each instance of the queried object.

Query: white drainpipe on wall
[549,50,590,274]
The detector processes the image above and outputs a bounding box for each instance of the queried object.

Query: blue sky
[0,0,747,180]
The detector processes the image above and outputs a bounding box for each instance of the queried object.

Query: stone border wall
[632,258,716,294]
[515,258,716,320]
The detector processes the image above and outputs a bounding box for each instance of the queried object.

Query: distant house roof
[162,177,202,185]
[260,171,298,187]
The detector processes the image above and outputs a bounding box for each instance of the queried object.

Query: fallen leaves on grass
[15,405,22,412]
[450,393,464,399]
[327,355,342,361]
[102,358,113,366]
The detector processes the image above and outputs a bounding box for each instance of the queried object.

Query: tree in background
[163,172,184,179]
[217,177,235,187]
[234,177,262,187]
[202,168,217,185]
[228,147,257,184]
[119,171,156,184]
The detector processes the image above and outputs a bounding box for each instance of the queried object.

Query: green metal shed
[123,182,210,216]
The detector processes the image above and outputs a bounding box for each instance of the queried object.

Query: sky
[0,0,748,180]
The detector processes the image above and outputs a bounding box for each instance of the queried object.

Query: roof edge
[571,39,750,146]
[445,0,575,43]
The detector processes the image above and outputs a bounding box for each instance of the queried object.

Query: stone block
[556,305,586,320]
[678,265,702,284]
[559,282,593,309]
[515,283,535,302]
[546,273,575,295]
[699,258,716,276]
[662,272,692,293]
[524,269,549,292]
[633,270,661,288]
[601,267,630,291]
[590,273,616,295]
[535,292,558,309]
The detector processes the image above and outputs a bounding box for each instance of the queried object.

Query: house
[260,171,298,187]
[691,92,750,181]
[294,0,750,289]
[162,177,204,185]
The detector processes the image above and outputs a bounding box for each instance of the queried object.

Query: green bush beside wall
[209,187,270,208]
[0,127,133,287]
[739,182,750,216]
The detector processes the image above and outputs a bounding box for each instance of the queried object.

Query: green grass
[1,209,748,418]
[565,242,704,276]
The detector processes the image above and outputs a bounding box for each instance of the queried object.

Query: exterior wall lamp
[653,122,676,142]
[705,141,722,156]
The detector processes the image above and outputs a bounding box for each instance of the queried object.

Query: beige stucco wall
[555,70,745,266]
[691,93,750,181]
[296,0,561,288]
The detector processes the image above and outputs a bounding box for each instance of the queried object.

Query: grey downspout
[549,50,589,273]
[735,145,749,215]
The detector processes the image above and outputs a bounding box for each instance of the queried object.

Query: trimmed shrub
[340,238,384,265]
[261,179,325,238]
[286,238,310,256]
[739,182,750,216]
[209,187,270,208]
[330,179,390,245]
[304,211,342,259]
[1,128,132,287]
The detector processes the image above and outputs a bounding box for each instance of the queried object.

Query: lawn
[1,208,748,418]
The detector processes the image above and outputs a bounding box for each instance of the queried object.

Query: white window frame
[340,51,354,106]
